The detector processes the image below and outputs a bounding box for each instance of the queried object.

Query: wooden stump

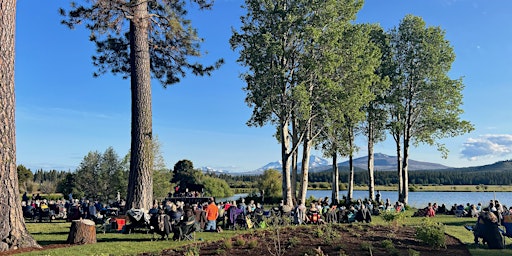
[66,219,97,245]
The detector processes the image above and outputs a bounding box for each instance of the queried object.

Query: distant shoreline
[308,184,512,192]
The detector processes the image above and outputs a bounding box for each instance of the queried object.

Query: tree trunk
[331,153,339,204]
[280,120,293,208]
[0,1,41,251]
[367,132,375,201]
[299,131,312,205]
[67,219,97,245]
[402,138,410,205]
[395,139,403,203]
[347,154,354,202]
[126,0,153,212]
[291,116,299,202]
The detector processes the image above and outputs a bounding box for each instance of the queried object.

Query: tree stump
[66,219,97,245]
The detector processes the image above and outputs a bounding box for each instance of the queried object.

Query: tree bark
[126,0,153,212]
[331,153,339,204]
[299,129,312,205]
[402,138,410,205]
[0,1,41,251]
[280,119,293,208]
[347,153,354,202]
[367,134,375,201]
[67,219,97,245]
[291,116,299,202]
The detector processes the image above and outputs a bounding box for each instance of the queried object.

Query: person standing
[205,198,219,232]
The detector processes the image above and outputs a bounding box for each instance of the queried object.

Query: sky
[14,0,512,172]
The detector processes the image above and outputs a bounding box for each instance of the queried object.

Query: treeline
[309,169,512,186]
[18,144,234,201]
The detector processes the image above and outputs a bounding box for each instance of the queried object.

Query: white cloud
[461,134,512,160]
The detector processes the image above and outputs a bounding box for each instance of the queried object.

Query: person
[22,192,29,203]
[356,204,372,223]
[375,191,381,204]
[205,197,219,232]
[426,203,436,217]
[473,211,504,249]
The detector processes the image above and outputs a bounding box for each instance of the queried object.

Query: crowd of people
[21,192,125,223]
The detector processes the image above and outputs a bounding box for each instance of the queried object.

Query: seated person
[172,207,197,240]
[355,204,372,223]
[151,209,171,240]
[473,211,504,249]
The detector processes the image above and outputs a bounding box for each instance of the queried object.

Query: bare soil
[150,224,471,256]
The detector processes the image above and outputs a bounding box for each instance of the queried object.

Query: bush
[415,218,446,248]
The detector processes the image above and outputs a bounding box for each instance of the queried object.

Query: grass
[21,220,244,256]
[18,210,512,256]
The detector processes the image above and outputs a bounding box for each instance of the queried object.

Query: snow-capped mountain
[252,155,330,174]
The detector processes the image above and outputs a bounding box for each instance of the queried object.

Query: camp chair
[174,218,197,241]
[501,215,512,238]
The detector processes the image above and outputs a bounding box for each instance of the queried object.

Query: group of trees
[171,159,233,198]
[309,169,512,187]
[231,0,472,207]
[0,0,474,251]
[17,145,233,202]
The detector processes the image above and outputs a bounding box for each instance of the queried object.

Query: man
[205,197,219,232]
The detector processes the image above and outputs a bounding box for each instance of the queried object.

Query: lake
[221,190,512,209]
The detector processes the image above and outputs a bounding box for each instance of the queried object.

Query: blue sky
[15,0,512,172]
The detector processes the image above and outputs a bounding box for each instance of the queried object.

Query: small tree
[258,169,282,200]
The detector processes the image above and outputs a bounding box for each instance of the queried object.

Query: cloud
[461,134,512,160]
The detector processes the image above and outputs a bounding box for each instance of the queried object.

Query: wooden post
[67,219,97,245]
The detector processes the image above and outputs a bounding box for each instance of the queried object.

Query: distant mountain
[201,153,452,176]
[251,153,451,174]
[337,153,451,171]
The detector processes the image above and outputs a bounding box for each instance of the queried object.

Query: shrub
[247,239,258,249]
[221,239,233,249]
[415,218,446,248]
[234,237,246,246]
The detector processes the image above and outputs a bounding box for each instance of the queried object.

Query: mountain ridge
[201,153,451,175]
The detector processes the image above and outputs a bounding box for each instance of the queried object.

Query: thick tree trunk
[331,153,339,204]
[367,132,375,201]
[126,1,153,212]
[0,1,41,251]
[67,219,97,245]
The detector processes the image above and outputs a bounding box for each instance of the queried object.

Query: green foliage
[380,239,399,255]
[221,239,233,249]
[258,169,282,199]
[247,239,258,249]
[202,175,234,198]
[17,164,33,192]
[73,147,128,201]
[153,169,173,200]
[415,218,446,248]
[380,211,405,223]
[234,237,246,246]
[172,159,200,187]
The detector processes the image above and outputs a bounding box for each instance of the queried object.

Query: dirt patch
[150,224,471,256]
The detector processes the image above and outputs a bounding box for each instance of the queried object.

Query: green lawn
[18,211,512,256]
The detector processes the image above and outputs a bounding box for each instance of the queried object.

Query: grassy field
[17,210,512,256]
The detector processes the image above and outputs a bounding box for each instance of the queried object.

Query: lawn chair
[173,215,197,241]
